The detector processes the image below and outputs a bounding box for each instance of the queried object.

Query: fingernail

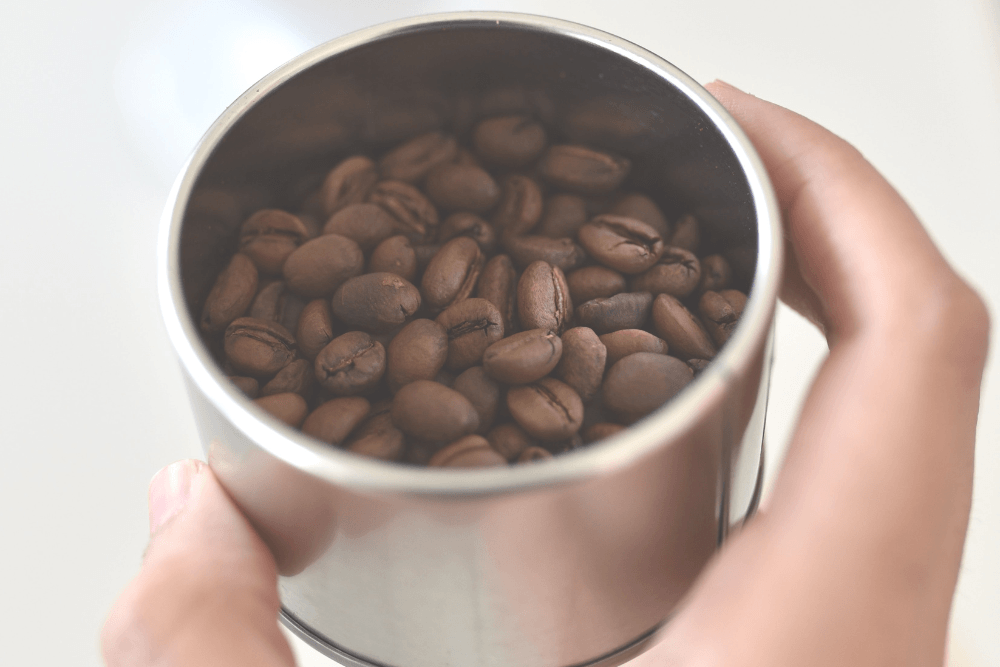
[148,460,203,534]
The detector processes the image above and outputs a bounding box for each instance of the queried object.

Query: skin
[102,82,989,667]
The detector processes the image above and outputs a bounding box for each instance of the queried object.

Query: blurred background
[1,1,997,665]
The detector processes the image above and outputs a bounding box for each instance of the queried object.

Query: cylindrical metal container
[158,12,781,667]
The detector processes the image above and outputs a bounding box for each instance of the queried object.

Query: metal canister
[158,12,781,667]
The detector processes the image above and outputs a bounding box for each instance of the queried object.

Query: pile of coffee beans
[196,119,748,468]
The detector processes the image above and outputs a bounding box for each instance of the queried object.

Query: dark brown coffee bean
[668,213,700,252]
[420,237,485,312]
[566,266,627,304]
[201,254,258,334]
[629,247,701,297]
[608,193,670,238]
[228,376,259,398]
[379,131,458,183]
[321,155,379,215]
[385,319,448,393]
[347,412,405,461]
[368,235,418,282]
[250,281,306,335]
[554,326,606,402]
[477,254,518,334]
[302,397,371,445]
[370,180,439,242]
[699,289,748,347]
[282,234,364,299]
[424,163,501,213]
[491,175,543,236]
[536,194,588,239]
[391,380,480,443]
[322,203,399,252]
[503,235,587,272]
[651,293,716,360]
[254,392,308,427]
[452,366,501,434]
[537,145,630,194]
[482,329,562,385]
[516,446,553,463]
[435,298,505,371]
[517,261,572,333]
[546,434,584,455]
[472,115,547,167]
[332,273,422,333]
[583,422,625,443]
[260,358,316,398]
[575,292,653,334]
[687,358,711,375]
[486,423,535,461]
[296,299,336,361]
[507,377,584,442]
[577,215,664,274]
[314,331,386,395]
[600,330,667,365]
[238,209,311,274]
[428,435,506,468]
[697,255,732,294]
[437,212,497,254]
[224,317,296,378]
[603,353,694,423]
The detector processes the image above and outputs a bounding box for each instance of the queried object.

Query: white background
[1,1,997,665]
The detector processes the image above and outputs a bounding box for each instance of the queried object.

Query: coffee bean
[428,435,507,468]
[385,319,448,392]
[314,331,386,395]
[575,292,653,334]
[566,266,627,304]
[452,366,501,434]
[282,234,364,299]
[254,392,308,427]
[629,246,701,297]
[321,155,379,215]
[602,352,694,423]
[201,253,258,334]
[302,397,371,445]
[599,329,669,365]
[413,243,442,272]
[239,209,311,274]
[473,115,547,167]
[697,255,732,294]
[651,293,716,360]
[421,237,485,312]
[391,380,480,443]
[224,317,296,378]
[517,446,553,463]
[332,273,422,333]
[379,131,458,183]
[438,212,497,254]
[517,261,572,333]
[477,254,519,334]
[368,235,418,282]
[296,299,337,361]
[537,145,630,194]
[347,412,405,461]
[482,329,562,385]
[492,175,543,236]
[425,163,501,213]
[260,358,316,398]
[687,358,711,375]
[507,377,584,442]
[699,289,747,347]
[553,326,606,402]
[668,213,699,252]
[250,281,305,335]
[583,422,625,443]
[536,193,588,239]
[577,215,664,274]
[503,235,587,272]
[435,298,505,371]
[486,423,535,461]
[608,193,670,238]
[322,203,399,252]
[228,375,259,398]
[370,180,439,242]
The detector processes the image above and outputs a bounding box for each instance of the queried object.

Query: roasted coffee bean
[554,327,606,402]
[254,392,308,427]
[370,180,439,242]
[668,213,700,252]
[699,289,748,347]
[404,439,440,466]
[603,353,694,423]
[608,193,670,238]
[583,422,625,443]
[536,193,588,239]
[629,246,701,297]
[546,433,584,455]
[651,293,716,360]
[428,435,507,468]
[452,366,501,434]
[435,298,505,371]
[507,377,584,442]
[322,203,399,252]
[224,317,296,378]
[421,237,485,312]
[261,358,316,398]
[577,215,664,274]
[296,299,337,361]
[386,319,448,392]
[438,212,497,254]
[302,397,371,445]
[425,162,500,213]
[314,331,386,395]
[201,254,258,334]
[239,209,311,274]
[566,266,627,304]
[332,273,421,333]
[492,175,543,236]
[517,446,553,463]
[282,234,364,298]
[486,423,535,461]
[228,376,259,398]
[697,255,732,294]
[600,329,669,365]
[473,115,547,167]
[503,234,587,272]
[517,261,572,333]
[482,329,562,385]
[413,243,442,272]
[575,292,653,334]
[347,412,405,461]
[379,131,458,183]
[477,254,519,334]
[537,145,630,194]
[391,380,480,443]
[369,235,418,282]
[687,358,711,375]
[250,281,306,335]
[321,155,379,215]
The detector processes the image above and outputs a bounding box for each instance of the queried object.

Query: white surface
[1,1,997,665]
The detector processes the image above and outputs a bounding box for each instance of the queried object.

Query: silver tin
[158,12,781,667]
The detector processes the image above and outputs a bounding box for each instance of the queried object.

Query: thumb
[102,460,295,667]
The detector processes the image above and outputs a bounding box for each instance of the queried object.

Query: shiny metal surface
[158,12,781,667]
